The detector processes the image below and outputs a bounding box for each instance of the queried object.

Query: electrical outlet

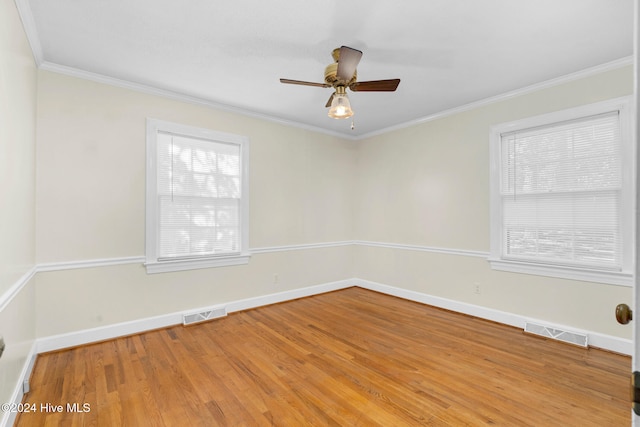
[474,283,481,295]
[273,273,279,284]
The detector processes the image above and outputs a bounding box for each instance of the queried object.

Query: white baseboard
[37,279,354,353]
[225,279,353,313]
[14,275,629,417]
[354,279,632,355]
[36,311,184,354]
[1,342,38,427]
[35,277,631,356]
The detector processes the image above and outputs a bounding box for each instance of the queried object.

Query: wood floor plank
[16,287,630,426]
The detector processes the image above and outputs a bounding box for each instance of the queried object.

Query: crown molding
[13,0,43,66]
[13,0,633,142]
[38,61,358,141]
[357,56,634,140]
[40,55,632,142]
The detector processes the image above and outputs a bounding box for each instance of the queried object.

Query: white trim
[23,242,355,275]
[22,240,490,275]
[489,95,634,137]
[145,119,251,273]
[225,279,353,313]
[0,277,630,427]
[251,241,354,254]
[39,62,358,141]
[36,279,354,353]
[31,56,629,142]
[13,0,43,66]
[38,56,632,141]
[489,96,635,287]
[4,239,629,350]
[32,278,630,356]
[0,342,37,427]
[144,254,251,274]
[489,258,633,287]
[4,275,627,425]
[36,256,145,272]
[357,279,524,327]
[7,236,628,284]
[355,279,632,355]
[0,267,36,313]
[358,56,634,140]
[589,331,633,356]
[354,240,489,258]
[36,311,184,354]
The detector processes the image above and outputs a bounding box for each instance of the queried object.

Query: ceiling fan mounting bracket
[331,47,341,62]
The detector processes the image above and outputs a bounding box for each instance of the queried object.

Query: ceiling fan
[280,46,400,120]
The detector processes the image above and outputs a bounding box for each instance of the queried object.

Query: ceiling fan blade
[336,46,362,82]
[325,93,335,108]
[280,78,331,88]
[350,79,400,92]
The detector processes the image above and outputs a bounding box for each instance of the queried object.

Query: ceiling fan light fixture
[280,46,400,120]
[328,90,353,119]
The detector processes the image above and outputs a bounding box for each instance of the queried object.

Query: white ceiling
[22,0,634,138]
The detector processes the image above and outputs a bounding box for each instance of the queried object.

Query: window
[489,97,633,286]
[145,119,250,273]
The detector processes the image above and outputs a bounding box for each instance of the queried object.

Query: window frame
[488,97,634,286]
[145,119,250,274]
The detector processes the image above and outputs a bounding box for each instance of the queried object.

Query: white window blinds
[157,132,242,260]
[499,111,622,270]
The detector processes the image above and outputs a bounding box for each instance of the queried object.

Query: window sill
[145,253,251,274]
[488,258,632,287]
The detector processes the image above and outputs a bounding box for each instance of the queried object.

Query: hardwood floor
[16,287,630,426]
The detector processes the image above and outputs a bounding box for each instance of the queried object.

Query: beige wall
[35,71,356,261]
[32,64,635,342]
[0,0,37,295]
[0,0,37,409]
[35,71,356,336]
[35,246,354,337]
[354,65,634,338]
[2,16,633,358]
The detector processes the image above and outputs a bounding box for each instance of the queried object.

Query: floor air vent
[183,307,227,325]
[524,322,588,347]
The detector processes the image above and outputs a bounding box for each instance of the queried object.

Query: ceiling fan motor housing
[324,62,357,87]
